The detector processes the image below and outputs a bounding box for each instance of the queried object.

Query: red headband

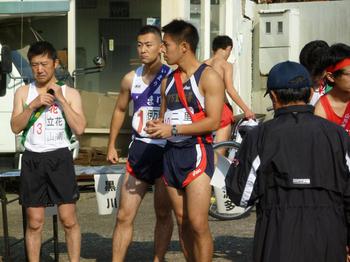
[326,58,350,73]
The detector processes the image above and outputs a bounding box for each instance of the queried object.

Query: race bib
[29,119,46,145]
[132,106,160,137]
[164,108,192,142]
[164,108,193,125]
[29,104,66,145]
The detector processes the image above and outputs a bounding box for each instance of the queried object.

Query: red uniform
[319,95,350,135]
[220,104,234,128]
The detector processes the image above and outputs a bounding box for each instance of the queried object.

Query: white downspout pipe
[67,0,76,78]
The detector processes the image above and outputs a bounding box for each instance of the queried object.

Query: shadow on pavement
[0,234,253,261]
[213,235,253,261]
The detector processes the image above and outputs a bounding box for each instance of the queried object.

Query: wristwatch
[171,125,178,136]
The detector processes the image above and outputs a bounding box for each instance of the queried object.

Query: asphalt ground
[0,188,255,262]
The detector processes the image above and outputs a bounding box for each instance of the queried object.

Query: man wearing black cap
[225,61,350,262]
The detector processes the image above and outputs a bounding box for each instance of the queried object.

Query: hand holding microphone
[47,88,55,95]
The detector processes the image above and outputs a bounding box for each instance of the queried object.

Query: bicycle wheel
[209,141,253,220]
[213,141,240,162]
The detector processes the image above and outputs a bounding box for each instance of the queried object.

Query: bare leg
[112,173,149,262]
[166,186,194,261]
[185,174,213,262]
[214,124,232,156]
[25,207,45,262]
[58,203,81,262]
[153,178,174,262]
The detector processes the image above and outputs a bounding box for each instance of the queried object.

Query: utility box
[259,9,300,75]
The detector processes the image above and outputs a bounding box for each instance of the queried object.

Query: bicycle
[209,141,254,220]
[209,114,266,220]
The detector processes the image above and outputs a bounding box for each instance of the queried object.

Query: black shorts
[20,148,79,207]
[126,140,164,185]
[163,138,214,189]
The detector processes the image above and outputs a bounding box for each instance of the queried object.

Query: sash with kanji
[133,64,170,112]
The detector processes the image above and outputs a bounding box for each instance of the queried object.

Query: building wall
[161,0,190,26]
[229,0,253,115]
[161,0,254,116]
[76,0,160,93]
[252,0,350,117]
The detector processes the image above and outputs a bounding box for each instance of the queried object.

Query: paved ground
[0,188,256,261]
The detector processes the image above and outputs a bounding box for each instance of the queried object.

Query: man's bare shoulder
[120,70,136,89]
[65,85,80,97]
[14,84,29,97]
[201,65,223,85]
[314,98,326,118]
[208,57,226,67]
[205,58,225,78]
[223,60,233,69]
[16,84,29,92]
[12,85,29,109]
[124,70,136,81]
[203,58,213,66]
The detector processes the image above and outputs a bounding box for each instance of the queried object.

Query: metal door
[99,18,142,93]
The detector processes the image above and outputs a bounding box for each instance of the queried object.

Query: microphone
[35,89,55,113]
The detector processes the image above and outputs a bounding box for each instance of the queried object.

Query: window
[266,22,271,34]
[278,21,283,33]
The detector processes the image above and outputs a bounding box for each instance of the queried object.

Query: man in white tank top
[10,41,86,262]
[106,26,173,262]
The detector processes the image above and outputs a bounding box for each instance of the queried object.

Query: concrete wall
[161,0,190,26]
[251,0,350,117]
[229,0,253,115]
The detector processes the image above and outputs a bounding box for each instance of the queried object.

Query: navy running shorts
[126,139,164,185]
[163,138,214,189]
[20,147,79,207]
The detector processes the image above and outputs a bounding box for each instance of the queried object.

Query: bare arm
[224,63,255,119]
[177,67,224,135]
[159,78,168,120]
[10,85,55,134]
[107,71,133,163]
[314,100,327,119]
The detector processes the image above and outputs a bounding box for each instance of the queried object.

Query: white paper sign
[94,173,124,215]
[210,154,232,189]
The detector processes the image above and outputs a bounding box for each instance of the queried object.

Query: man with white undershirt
[11,40,86,262]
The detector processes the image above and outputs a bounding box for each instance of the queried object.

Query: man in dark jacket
[225,61,350,262]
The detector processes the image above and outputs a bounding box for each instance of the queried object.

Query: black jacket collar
[274,105,314,118]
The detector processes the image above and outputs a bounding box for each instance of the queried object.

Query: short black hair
[27,41,57,62]
[212,35,233,52]
[325,43,350,78]
[137,25,162,40]
[299,40,329,80]
[162,19,199,53]
[270,87,311,104]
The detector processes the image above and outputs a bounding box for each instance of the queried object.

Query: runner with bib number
[106,25,173,262]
